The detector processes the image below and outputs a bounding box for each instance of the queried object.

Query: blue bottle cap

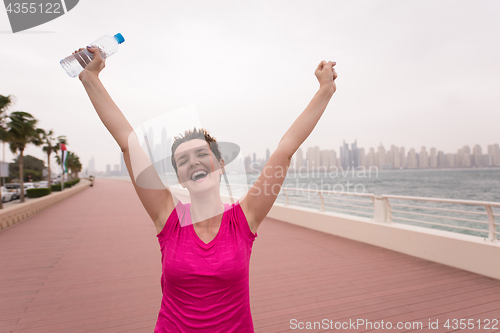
[114,33,125,44]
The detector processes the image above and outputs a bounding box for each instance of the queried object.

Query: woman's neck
[189,187,225,226]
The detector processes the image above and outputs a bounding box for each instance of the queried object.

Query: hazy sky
[1,0,499,173]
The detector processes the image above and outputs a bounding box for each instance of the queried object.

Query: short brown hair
[171,128,221,174]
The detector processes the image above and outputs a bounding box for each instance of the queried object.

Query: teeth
[191,170,208,181]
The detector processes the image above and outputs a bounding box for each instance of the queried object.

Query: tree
[0,95,13,112]
[0,95,13,138]
[54,136,67,186]
[6,111,41,203]
[8,155,45,182]
[39,129,56,185]
[66,152,82,180]
[56,151,81,180]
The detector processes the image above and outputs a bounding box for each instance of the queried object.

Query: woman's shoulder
[226,201,258,240]
[226,201,245,219]
[156,201,190,238]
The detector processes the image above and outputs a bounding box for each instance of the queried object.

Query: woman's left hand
[315,60,337,93]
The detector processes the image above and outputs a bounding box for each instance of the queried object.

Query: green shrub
[66,178,80,186]
[51,184,62,192]
[63,182,72,188]
[26,188,51,198]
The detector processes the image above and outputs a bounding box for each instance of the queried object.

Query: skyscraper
[446,153,455,168]
[462,145,471,167]
[340,140,351,169]
[359,148,366,168]
[367,147,376,167]
[479,154,492,167]
[419,147,429,169]
[399,147,406,169]
[377,144,387,169]
[339,140,360,169]
[307,146,320,170]
[437,151,445,168]
[244,155,252,173]
[408,148,418,169]
[351,140,359,168]
[319,149,336,170]
[456,146,471,168]
[488,144,500,166]
[390,145,400,169]
[429,147,437,168]
[472,144,482,167]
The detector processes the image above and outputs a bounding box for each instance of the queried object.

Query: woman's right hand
[73,46,106,81]
[315,60,337,94]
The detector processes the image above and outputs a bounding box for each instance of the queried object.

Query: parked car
[37,181,49,188]
[24,183,36,190]
[4,183,20,200]
[1,187,14,203]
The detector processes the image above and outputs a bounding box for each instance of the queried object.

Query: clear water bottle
[60,33,125,78]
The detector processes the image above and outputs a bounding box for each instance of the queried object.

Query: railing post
[284,189,289,206]
[384,197,393,223]
[319,191,325,212]
[485,205,497,241]
[373,195,390,223]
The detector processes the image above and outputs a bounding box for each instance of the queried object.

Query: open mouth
[191,170,208,181]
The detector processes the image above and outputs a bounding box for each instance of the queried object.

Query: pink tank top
[154,201,257,332]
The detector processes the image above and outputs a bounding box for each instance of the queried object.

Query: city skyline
[289,141,500,171]
[92,140,500,176]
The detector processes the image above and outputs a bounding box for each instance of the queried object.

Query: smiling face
[174,139,224,192]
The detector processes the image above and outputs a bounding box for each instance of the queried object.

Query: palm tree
[66,152,82,180]
[0,95,13,138]
[39,129,56,186]
[55,152,82,182]
[56,151,82,180]
[0,95,13,112]
[6,111,41,203]
[54,136,68,188]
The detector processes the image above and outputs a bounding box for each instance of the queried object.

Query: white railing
[381,195,500,241]
[227,183,375,216]
[226,184,500,241]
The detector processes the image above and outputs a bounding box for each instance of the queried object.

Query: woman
[76,45,337,332]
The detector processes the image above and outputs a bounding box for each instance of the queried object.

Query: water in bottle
[60,33,125,78]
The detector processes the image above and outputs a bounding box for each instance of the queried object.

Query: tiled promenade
[1,179,499,333]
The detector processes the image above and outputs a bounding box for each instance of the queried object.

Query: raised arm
[240,60,337,233]
[78,47,175,233]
